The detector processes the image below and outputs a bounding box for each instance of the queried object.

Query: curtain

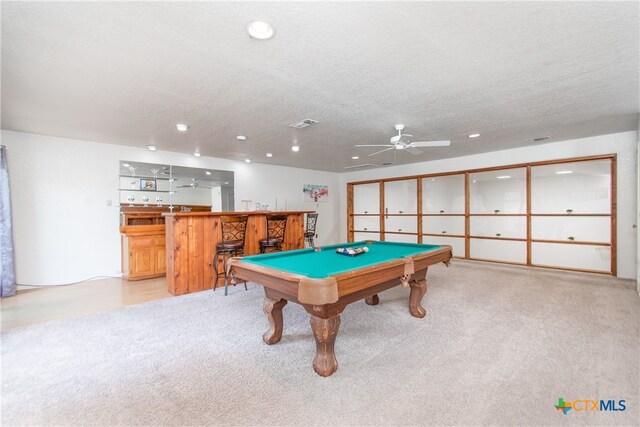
[0,145,16,297]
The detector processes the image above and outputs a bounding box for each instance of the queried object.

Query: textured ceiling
[2,1,638,172]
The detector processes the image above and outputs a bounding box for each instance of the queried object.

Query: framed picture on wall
[140,179,156,191]
[303,184,328,202]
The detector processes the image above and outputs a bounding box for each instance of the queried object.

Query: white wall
[2,129,637,283]
[341,131,638,279]
[637,115,640,293]
[1,130,341,284]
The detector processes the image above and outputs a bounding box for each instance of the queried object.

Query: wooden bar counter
[164,211,313,295]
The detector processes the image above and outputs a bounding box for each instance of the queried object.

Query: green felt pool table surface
[241,240,444,278]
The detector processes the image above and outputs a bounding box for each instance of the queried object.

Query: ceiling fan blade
[355,144,393,147]
[404,147,423,155]
[368,147,395,156]
[410,140,451,147]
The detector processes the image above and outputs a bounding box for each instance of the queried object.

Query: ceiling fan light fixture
[245,159,251,163]
[291,145,300,152]
[247,20,275,40]
[146,145,157,151]
[176,124,189,132]
[355,125,450,157]
[266,152,273,157]
[194,152,201,157]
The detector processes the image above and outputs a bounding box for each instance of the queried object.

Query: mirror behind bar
[118,160,235,212]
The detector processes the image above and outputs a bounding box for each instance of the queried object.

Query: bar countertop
[163,210,314,217]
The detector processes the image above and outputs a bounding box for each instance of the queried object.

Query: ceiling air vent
[526,136,551,143]
[290,119,318,129]
[344,163,378,169]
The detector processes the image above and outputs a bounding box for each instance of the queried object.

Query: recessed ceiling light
[146,145,157,151]
[496,175,511,179]
[236,135,247,141]
[246,20,275,40]
[245,159,251,163]
[266,152,273,157]
[468,133,480,138]
[291,145,300,152]
[205,171,212,175]
[556,170,573,174]
[194,152,201,157]
[351,156,360,160]
[176,124,189,132]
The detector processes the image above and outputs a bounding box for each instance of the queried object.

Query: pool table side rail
[229,245,452,305]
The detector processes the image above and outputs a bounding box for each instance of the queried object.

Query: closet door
[421,174,465,257]
[384,179,418,243]
[530,159,612,273]
[353,183,380,214]
[469,168,527,264]
[351,182,381,242]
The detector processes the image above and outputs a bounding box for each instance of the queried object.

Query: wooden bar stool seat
[216,240,244,251]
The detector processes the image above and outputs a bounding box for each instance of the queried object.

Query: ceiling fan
[356,124,450,156]
[176,178,212,189]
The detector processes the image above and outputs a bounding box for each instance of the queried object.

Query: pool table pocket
[298,277,339,304]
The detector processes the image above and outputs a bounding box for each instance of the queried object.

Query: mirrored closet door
[347,155,615,275]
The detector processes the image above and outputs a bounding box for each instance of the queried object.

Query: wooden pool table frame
[228,244,452,377]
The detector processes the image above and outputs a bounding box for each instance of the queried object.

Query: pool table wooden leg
[310,314,341,377]
[365,294,379,305]
[409,268,428,318]
[263,297,288,344]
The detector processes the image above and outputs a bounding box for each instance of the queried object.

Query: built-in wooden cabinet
[121,225,166,280]
[119,208,211,281]
[347,154,616,275]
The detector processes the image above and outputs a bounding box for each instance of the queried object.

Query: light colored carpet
[1,260,638,426]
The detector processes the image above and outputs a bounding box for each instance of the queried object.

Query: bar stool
[213,215,249,295]
[304,213,319,247]
[259,214,288,254]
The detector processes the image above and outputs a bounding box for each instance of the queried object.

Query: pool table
[227,240,452,377]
